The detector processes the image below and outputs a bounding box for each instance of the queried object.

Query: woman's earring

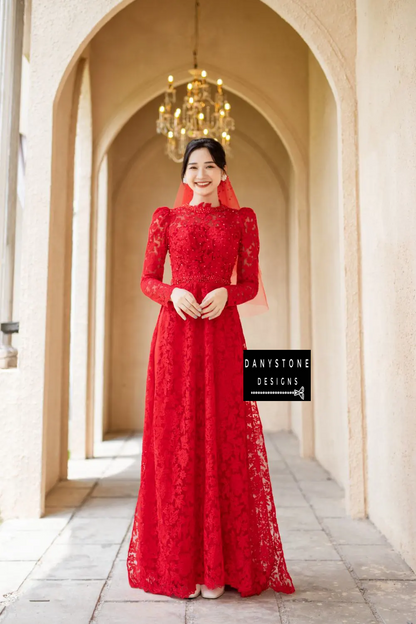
[183,177,187,184]
[221,175,227,182]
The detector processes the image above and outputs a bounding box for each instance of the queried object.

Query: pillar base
[0,344,18,368]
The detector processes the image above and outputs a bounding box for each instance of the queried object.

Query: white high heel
[187,583,201,598]
[201,584,225,599]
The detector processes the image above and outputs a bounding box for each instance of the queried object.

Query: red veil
[173,176,269,317]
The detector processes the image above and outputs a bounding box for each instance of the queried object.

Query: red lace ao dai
[126,202,296,598]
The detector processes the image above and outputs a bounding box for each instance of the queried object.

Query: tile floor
[0,431,415,623]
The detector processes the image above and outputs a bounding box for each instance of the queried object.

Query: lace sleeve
[225,207,260,307]
[140,206,175,307]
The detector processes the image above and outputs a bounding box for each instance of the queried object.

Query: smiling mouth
[195,182,211,187]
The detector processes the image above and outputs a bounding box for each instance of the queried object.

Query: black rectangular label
[243,350,311,401]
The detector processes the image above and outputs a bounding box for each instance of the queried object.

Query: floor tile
[74,497,136,518]
[337,544,416,580]
[54,516,131,545]
[0,531,57,561]
[282,599,378,623]
[29,543,119,580]
[361,579,416,623]
[0,579,104,623]
[93,600,185,623]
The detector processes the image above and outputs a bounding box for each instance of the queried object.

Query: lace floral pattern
[127,202,295,598]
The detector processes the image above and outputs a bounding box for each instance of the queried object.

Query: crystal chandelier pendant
[155,0,235,163]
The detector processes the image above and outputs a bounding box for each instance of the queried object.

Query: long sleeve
[224,207,260,307]
[140,206,175,307]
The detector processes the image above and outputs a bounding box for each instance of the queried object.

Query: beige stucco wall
[308,52,348,488]
[356,0,416,570]
[68,59,93,461]
[287,166,303,437]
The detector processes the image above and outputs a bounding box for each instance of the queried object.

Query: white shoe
[201,584,225,599]
[187,583,201,598]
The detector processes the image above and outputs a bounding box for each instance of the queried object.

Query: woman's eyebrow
[188,161,215,165]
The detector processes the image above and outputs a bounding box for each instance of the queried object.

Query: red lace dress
[126,201,295,598]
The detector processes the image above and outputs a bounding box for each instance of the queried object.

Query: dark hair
[180,138,227,180]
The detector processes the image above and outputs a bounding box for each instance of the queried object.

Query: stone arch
[48,0,364,518]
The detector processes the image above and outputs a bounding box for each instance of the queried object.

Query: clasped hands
[170,287,228,321]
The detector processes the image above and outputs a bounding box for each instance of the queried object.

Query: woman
[126,138,295,600]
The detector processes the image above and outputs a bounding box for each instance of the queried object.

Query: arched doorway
[20,0,364,520]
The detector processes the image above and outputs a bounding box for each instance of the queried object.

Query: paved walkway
[0,431,415,623]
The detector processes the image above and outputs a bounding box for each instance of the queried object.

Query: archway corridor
[1,0,416,621]
[43,0,358,525]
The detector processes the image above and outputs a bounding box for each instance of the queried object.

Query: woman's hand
[171,288,203,320]
[200,287,228,320]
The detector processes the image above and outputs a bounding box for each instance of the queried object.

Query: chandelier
[156,0,235,163]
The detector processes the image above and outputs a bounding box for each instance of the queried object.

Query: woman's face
[185,147,226,199]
